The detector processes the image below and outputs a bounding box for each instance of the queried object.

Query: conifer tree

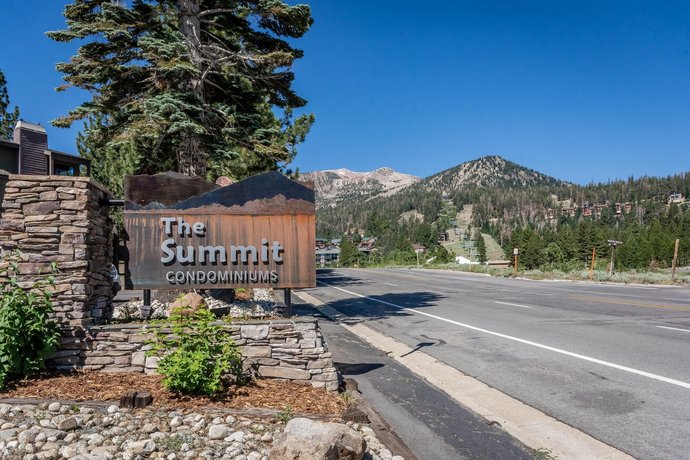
[474,230,487,263]
[48,0,314,180]
[0,69,20,140]
[339,235,358,267]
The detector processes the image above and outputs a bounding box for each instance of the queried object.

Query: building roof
[0,139,19,149]
[15,120,47,134]
[316,248,341,255]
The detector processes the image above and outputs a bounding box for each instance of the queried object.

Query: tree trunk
[177,0,206,177]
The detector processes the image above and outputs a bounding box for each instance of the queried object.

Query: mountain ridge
[304,155,569,207]
[300,166,419,207]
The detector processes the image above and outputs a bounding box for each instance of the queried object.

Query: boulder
[169,292,207,316]
[269,418,365,460]
[215,176,235,187]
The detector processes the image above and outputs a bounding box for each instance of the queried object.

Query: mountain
[300,167,419,207]
[313,155,690,271]
[420,155,568,192]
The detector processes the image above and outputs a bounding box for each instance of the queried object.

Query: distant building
[316,248,340,266]
[668,193,685,204]
[357,237,376,254]
[563,207,577,218]
[0,121,90,176]
[412,244,426,254]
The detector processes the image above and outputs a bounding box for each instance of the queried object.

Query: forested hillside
[314,156,690,270]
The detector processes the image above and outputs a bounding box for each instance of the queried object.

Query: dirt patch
[0,372,345,416]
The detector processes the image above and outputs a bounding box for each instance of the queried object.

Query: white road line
[656,326,690,333]
[495,301,534,309]
[384,283,399,287]
[318,281,690,390]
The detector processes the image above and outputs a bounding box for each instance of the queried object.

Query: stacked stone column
[0,174,113,327]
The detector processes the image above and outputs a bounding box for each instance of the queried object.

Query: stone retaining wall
[0,174,113,326]
[50,319,339,391]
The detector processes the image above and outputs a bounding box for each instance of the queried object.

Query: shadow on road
[400,342,436,357]
[316,268,367,287]
[334,362,385,375]
[322,291,443,321]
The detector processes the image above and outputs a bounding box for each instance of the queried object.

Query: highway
[303,268,690,460]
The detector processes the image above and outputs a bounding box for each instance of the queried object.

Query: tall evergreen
[48,0,314,181]
[339,235,358,267]
[474,230,487,263]
[0,69,20,140]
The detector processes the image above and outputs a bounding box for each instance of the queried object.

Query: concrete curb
[296,290,635,460]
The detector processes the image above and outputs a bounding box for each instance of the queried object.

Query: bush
[146,308,244,395]
[0,259,61,390]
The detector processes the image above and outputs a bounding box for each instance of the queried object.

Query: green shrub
[146,308,244,395]
[0,259,61,389]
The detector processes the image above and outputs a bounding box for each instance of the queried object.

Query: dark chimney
[14,121,48,175]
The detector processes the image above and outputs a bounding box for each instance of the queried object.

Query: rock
[0,429,18,441]
[215,176,234,187]
[208,424,229,440]
[170,416,183,428]
[47,403,61,412]
[227,431,245,443]
[18,429,39,444]
[269,418,365,460]
[241,324,270,340]
[39,419,57,429]
[107,405,119,414]
[169,292,207,316]
[141,423,158,433]
[124,439,156,455]
[57,416,79,431]
[206,288,236,304]
[0,402,392,460]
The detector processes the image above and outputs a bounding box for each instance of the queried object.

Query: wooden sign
[124,171,315,290]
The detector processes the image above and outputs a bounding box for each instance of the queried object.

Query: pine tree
[339,235,358,267]
[0,69,20,140]
[48,0,314,180]
[475,230,487,263]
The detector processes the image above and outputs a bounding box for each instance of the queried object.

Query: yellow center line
[570,295,690,312]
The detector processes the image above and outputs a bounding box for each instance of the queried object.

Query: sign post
[672,238,680,281]
[124,172,316,312]
[607,240,623,277]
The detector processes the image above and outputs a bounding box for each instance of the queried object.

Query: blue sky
[2,1,690,184]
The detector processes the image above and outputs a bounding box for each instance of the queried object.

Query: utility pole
[513,248,519,276]
[608,240,623,277]
[671,238,680,281]
[589,247,596,281]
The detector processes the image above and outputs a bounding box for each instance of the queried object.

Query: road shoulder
[296,289,634,460]
[293,293,533,460]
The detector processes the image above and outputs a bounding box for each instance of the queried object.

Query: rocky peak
[301,167,419,206]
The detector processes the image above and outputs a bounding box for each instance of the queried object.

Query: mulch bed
[0,372,345,416]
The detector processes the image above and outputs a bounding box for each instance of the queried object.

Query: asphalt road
[292,300,532,460]
[301,268,690,460]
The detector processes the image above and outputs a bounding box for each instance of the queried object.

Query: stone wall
[0,174,113,326]
[50,319,339,391]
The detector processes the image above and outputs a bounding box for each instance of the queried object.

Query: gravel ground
[0,402,403,460]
